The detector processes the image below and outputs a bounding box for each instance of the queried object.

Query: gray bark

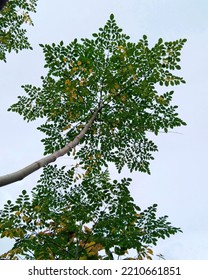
[0,109,99,187]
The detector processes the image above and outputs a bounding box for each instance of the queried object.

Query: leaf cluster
[0,0,37,61]
[9,14,186,175]
[0,165,181,260]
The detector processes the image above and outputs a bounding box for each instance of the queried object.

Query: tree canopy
[0,6,186,260]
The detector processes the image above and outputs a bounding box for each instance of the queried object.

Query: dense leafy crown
[0,14,186,260]
[9,14,186,175]
[0,166,181,260]
[0,0,37,61]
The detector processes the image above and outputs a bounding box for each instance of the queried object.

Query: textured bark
[0,109,99,187]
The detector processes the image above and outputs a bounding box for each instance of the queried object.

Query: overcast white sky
[0,0,208,259]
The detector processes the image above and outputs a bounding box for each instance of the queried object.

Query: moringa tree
[0,9,186,259]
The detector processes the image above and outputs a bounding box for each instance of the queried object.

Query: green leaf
[158,38,163,44]
[110,14,114,20]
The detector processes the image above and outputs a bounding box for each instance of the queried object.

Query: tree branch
[0,109,100,187]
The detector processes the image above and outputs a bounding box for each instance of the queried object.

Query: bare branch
[0,109,100,187]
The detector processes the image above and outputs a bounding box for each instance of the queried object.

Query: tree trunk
[0,109,99,187]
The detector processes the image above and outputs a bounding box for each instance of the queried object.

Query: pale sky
[0,0,208,259]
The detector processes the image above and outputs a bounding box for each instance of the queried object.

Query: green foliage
[0,165,181,260]
[0,0,37,61]
[0,14,186,259]
[9,14,186,175]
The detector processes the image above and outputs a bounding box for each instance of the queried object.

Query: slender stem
[0,109,100,187]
